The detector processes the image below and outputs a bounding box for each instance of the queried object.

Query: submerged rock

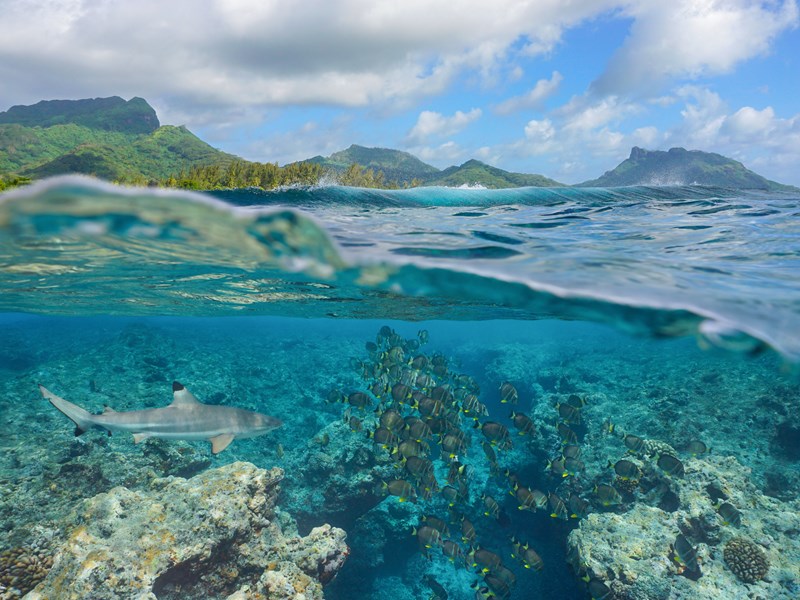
[27,462,348,600]
[285,420,395,533]
[567,454,800,600]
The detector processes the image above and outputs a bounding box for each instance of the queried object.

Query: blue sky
[1,0,798,184]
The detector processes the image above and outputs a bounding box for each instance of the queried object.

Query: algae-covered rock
[285,420,395,532]
[27,462,348,600]
[567,454,800,600]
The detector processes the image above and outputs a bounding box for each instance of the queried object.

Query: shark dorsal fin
[102,406,116,414]
[170,381,202,407]
[210,433,235,454]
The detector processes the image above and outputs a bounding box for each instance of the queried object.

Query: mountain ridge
[302,144,440,185]
[0,98,238,183]
[429,158,563,188]
[578,146,793,191]
[0,97,796,191]
[0,97,159,134]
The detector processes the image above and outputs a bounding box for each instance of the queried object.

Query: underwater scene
[0,177,798,600]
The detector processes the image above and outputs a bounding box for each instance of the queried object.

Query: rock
[27,462,348,600]
[285,420,395,533]
[567,454,800,600]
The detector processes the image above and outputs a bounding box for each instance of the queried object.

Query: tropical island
[0,96,794,192]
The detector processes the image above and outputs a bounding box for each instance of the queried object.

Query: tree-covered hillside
[2,97,795,192]
[0,97,238,185]
[304,144,440,186]
[0,97,159,134]
[579,147,794,191]
[429,159,562,188]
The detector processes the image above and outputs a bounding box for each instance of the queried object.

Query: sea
[0,176,798,599]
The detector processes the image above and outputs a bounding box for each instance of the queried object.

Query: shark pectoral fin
[132,433,152,444]
[210,433,235,454]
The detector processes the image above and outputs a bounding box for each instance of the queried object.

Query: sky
[1,0,798,185]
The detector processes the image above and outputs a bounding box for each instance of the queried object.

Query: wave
[207,182,757,208]
[1,176,799,361]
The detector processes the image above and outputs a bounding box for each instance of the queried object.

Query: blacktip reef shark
[39,381,283,454]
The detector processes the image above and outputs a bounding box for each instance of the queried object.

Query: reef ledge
[26,461,348,600]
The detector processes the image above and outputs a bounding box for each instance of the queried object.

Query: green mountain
[302,146,561,188]
[0,97,238,183]
[4,97,794,192]
[0,96,159,134]
[428,159,562,188]
[579,146,794,191]
[305,144,440,185]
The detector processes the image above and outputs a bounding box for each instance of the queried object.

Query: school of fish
[328,327,713,600]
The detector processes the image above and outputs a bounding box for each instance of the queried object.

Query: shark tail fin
[38,384,96,435]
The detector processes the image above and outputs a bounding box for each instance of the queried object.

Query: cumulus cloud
[556,94,642,131]
[412,141,469,166]
[522,119,557,155]
[669,90,800,184]
[594,0,799,96]
[406,108,482,144]
[722,106,778,141]
[2,0,797,184]
[672,85,728,147]
[231,114,364,165]
[495,71,563,114]
[501,84,799,184]
[0,0,618,119]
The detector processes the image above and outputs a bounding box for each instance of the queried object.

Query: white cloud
[501,84,800,185]
[474,146,502,164]
[2,0,797,185]
[721,106,778,141]
[0,0,620,121]
[631,126,660,147]
[557,94,642,131]
[594,0,799,95]
[522,119,557,155]
[495,71,563,114]
[406,108,482,144]
[413,141,468,166]
[669,94,800,184]
[235,116,356,165]
[673,85,728,147]
[524,118,556,141]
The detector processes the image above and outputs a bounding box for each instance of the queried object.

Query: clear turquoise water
[0,177,798,599]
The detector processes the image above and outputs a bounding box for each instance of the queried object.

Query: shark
[39,381,283,454]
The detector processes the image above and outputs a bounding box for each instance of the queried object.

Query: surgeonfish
[499,382,518,404]
[381,479,417,503]
[671,533,700,575]
[594,483,623,507]
[609,459,641,481]
[657,454,685,478]
[510,411,536,435]
[717,501,742,526]
[685,440,710,456]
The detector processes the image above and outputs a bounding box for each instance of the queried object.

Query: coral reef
[26,462,348,600]
[0,538,54,600]
[284,419,397,532]
[724,537,769,583]
[2,317,798,600]
[567,454,800,599]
